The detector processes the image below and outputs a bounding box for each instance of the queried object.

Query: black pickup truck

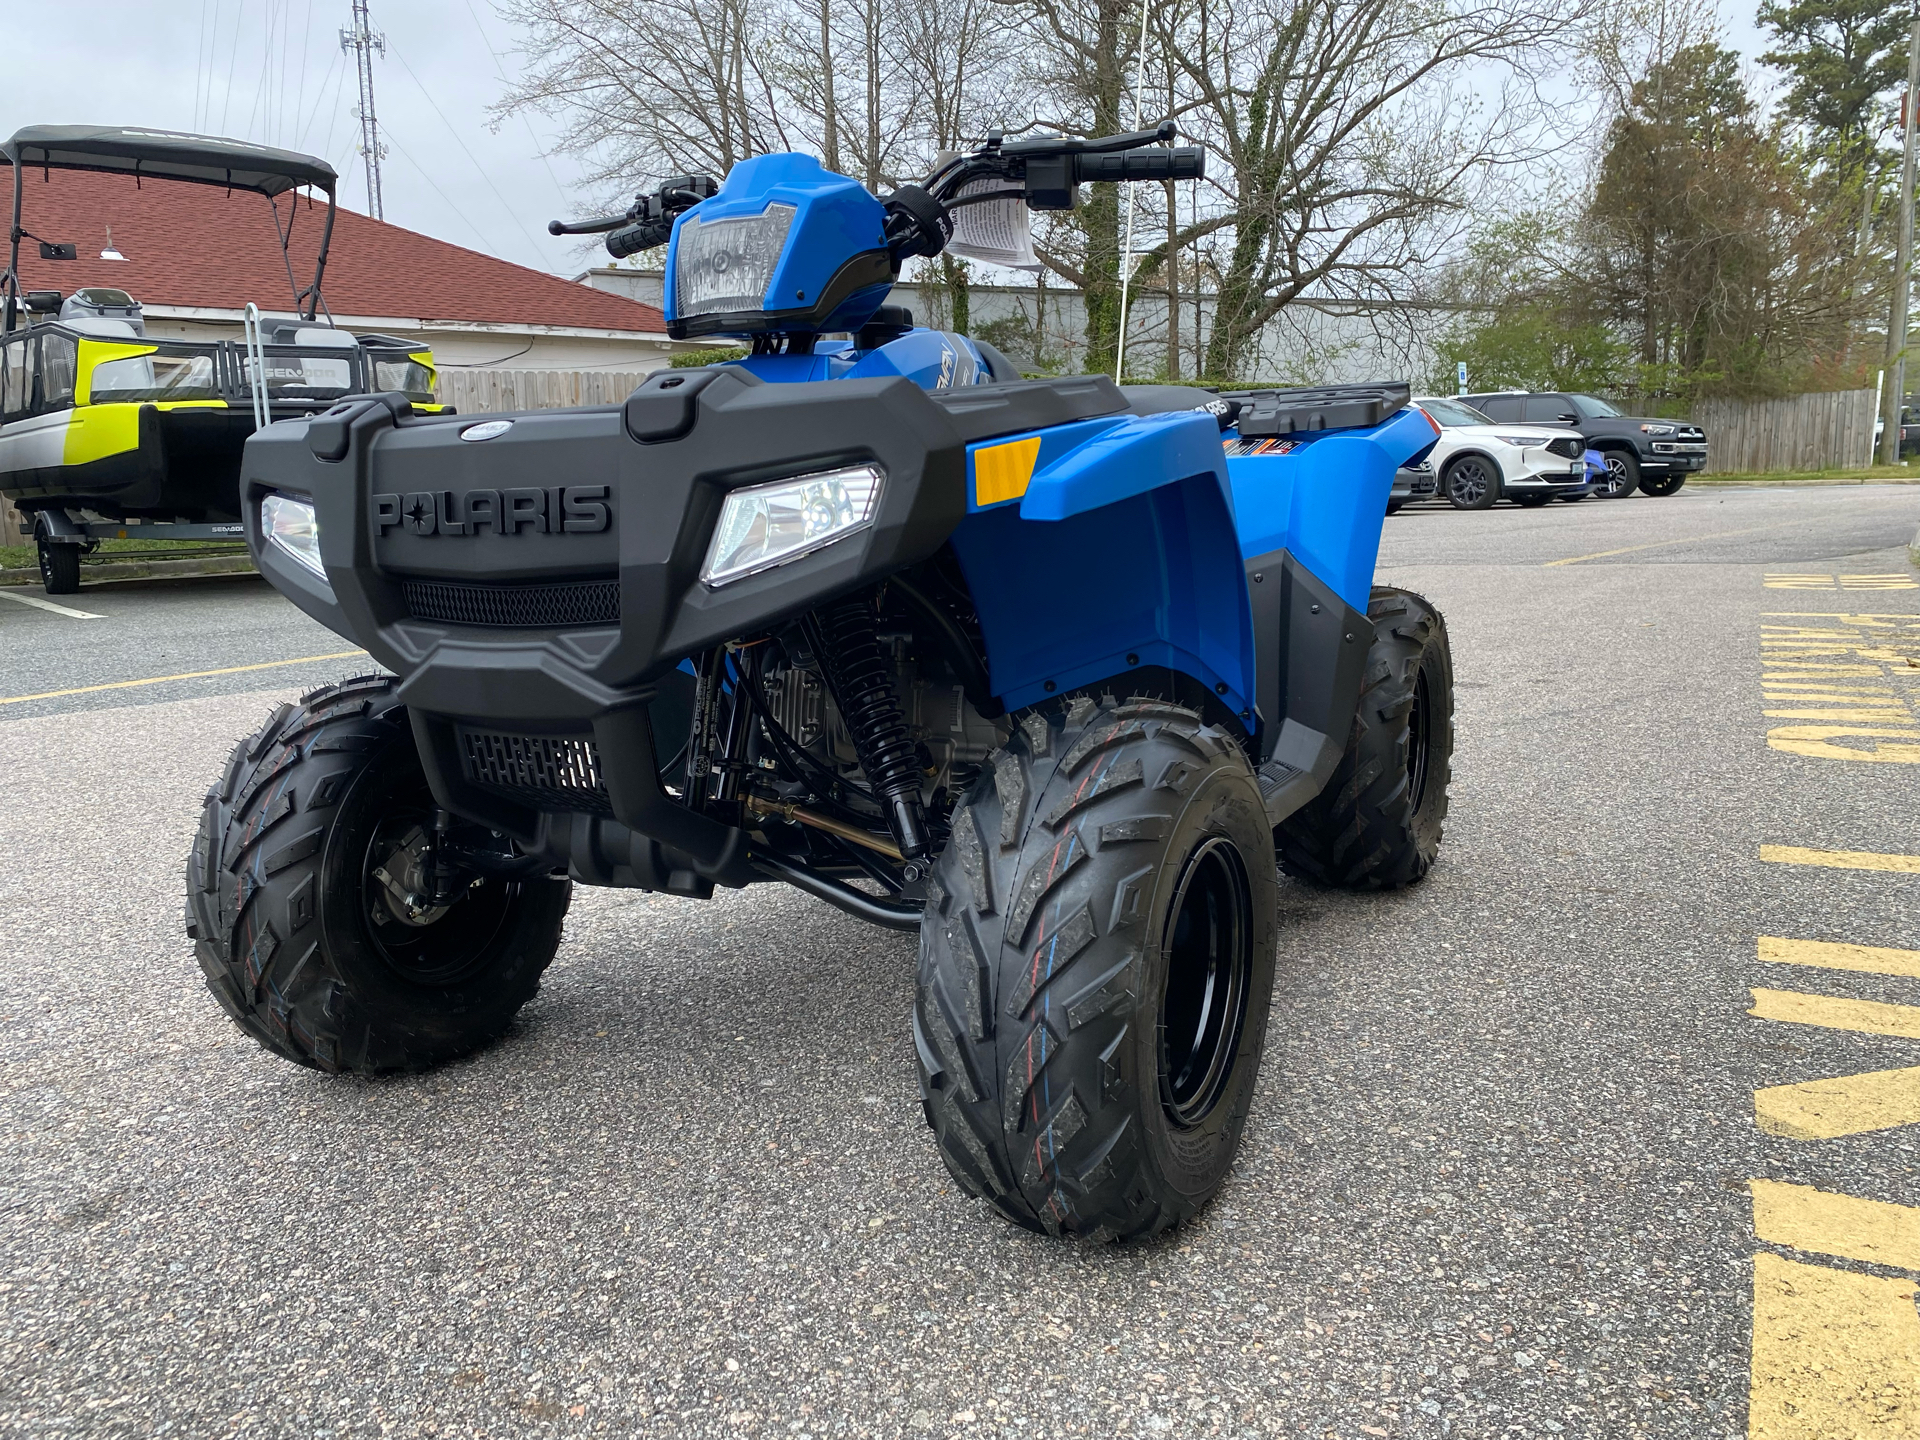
[1461,391,1706,497]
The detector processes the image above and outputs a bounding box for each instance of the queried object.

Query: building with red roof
[4,164,692,371]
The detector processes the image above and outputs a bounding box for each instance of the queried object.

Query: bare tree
[495,0,789,184]
[1146,0,1582,378]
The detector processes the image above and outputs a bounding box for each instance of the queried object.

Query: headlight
[675,203,796,319]
[702,464,883,586]
[1640,424,1675,436]
[1494,435,1541,447]
[261,492,325,579]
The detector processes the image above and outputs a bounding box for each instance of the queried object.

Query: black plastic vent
[1545,436,1583,459]
[459,729,612,814]
[404,577,619,628]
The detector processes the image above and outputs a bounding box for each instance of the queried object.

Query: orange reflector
[973,437,1042,507]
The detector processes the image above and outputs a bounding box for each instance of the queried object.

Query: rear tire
[1443,456,1500,510]
[1277,587,1454,889]
[38,540,79,595]
[185,674,571,1073]
[915,698,1277,1241]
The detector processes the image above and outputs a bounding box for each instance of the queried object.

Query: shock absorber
[807,592,930,861]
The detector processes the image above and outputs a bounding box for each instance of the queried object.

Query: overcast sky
[2,0,603,276]
[5,1,1776,284]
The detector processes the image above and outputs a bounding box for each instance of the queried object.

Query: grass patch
[0,537,248,570]
[1694,464,1920,485]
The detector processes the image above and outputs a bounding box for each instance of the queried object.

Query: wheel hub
[369,822,452,928]
[1158,836,1255,1129]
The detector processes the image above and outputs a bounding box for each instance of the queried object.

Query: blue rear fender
[1224,405,1435,612]
[949,401,1434,756]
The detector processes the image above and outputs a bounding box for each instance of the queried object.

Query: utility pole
[1881,19,1920,464]
[340,0,387,221]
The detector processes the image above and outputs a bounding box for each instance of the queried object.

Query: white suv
[1391,396,1592,512]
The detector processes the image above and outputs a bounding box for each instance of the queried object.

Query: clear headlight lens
[1494,434,1542,447]
[1640,423,1675,436]
[675,203,796,319]
[702,464,883,586]
[261,492,325,579]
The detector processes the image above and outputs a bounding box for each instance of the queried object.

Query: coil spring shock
[807,592,929,861]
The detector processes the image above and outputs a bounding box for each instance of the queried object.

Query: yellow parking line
[1751,1180,1920,1273]
[1750,1253,1920,1436]
[1761,845,1920,874]
[1749,988,1920,1041]
[1760,937,1920,980]
[1542,520,1819,567]
[0,651,367,706]
[1755,1065,1920,1139]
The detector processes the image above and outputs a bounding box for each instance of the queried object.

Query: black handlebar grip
[606,219,672,259]
[1071,146,1205,184]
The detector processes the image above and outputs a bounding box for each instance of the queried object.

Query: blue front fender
[951,410,1255,722]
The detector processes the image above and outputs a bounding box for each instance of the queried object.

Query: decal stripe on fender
[973,436,1042,508]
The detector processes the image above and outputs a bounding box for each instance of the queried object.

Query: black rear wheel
[38,540,80,595]
[186,674,571,1073]
[915,698,1277,1241]
[1278,587,1454,889]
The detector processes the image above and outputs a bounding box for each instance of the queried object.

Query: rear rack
[1222,382,1410,439]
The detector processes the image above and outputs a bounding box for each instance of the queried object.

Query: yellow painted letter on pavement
[1766,724,1920,764]
[1759,937,1920,981]
[1750,1253,1920,1438]
[1755,1066,1920,1140]
[1752,1180,1920,1273]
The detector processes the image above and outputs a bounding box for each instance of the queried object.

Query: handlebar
[1072,147,1204,184]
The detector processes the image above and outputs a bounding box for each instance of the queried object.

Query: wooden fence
[435,367,663,414]
[1689,389,1875,475]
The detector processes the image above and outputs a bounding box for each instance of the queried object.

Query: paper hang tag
[945,177,1040,272]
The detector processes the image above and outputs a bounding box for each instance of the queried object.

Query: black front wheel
[1597,450,1640,498]
[186,674,571,1073]
[1443,456,1500,510]
[1639,472,1686,497]
[38,540,80,595]
[916,698,1277,1241]
[1513,492,1552,507]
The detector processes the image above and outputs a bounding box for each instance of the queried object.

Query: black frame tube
[4,157,22,335]
[752,854,922,931]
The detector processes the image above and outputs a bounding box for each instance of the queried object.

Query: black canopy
[2,126,338,330]
[2,125,336,198]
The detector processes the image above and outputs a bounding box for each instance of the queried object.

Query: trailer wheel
[185,674,571,1074]
[1278,587,1453,889]
[38,540,80,595]
[915,698,1277,1241]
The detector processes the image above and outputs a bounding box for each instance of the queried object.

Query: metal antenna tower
[340,0,388,220]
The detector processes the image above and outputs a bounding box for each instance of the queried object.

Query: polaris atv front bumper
[241,369,968,891]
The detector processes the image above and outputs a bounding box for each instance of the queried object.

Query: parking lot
[2,482,1917,1439]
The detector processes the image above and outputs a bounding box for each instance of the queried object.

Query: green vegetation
[670,346,748,369]
[1436,25,1897,407]
[1691,464,1920,485]
[0,537,247,571]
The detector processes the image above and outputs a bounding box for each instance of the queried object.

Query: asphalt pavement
[2,483,1917,1439]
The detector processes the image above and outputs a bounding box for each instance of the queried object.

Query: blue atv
[187,123,1454,1241]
